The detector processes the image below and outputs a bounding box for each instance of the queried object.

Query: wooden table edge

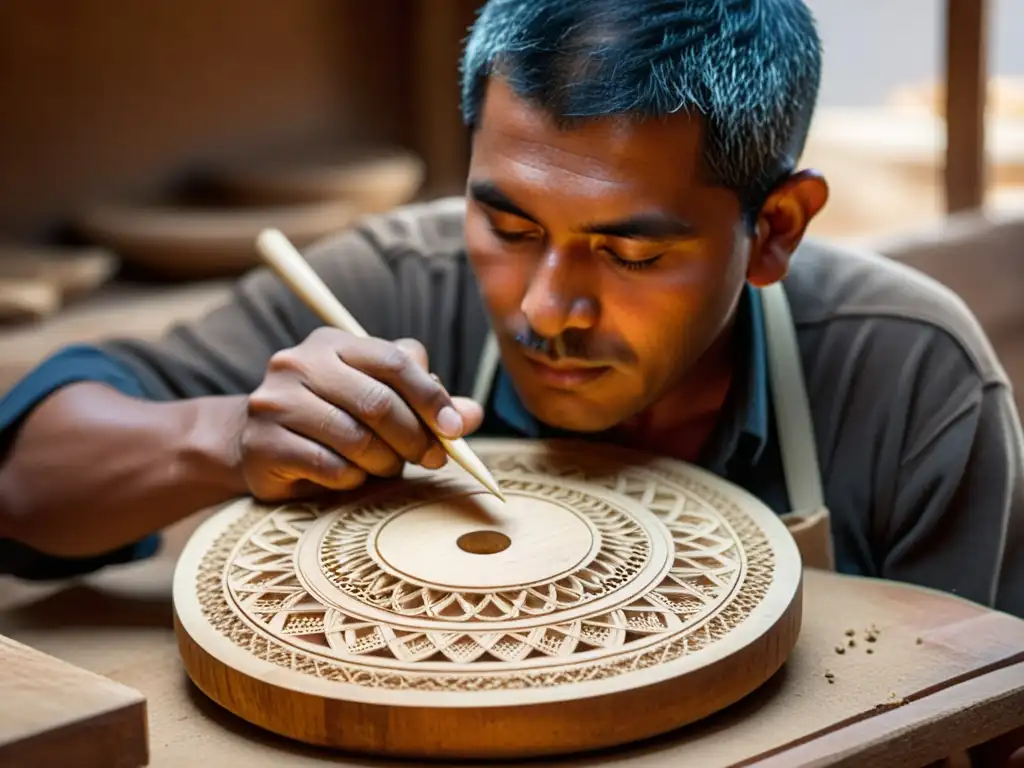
[749,660,1024,768]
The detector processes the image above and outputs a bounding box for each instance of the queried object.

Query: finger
[452,397,485,435]
[243,424,367,497]
[305,348,440,465]
[275,385,406,477]
[420,441,449,470]
[336,337,465,439]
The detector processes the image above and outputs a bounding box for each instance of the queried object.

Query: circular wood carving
[173,438,803,759]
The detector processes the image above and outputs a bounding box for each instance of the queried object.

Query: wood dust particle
[865,633,877,643]
[875,692,905,711]
[848,638,856,647]
[845,629,855,636]
[916,637,923,645]
[866,648,874,654]
[834,645,845,654]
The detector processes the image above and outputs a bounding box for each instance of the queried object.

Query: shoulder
[784,237,1008,388]
[253,197,470,338]
[351,195,468,255]
[303,195,468,269]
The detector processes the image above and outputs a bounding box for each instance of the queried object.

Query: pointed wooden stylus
[254,227,506,502]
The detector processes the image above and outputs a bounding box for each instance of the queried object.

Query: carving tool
[254,227,506,502]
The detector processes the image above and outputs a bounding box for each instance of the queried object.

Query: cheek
[604,248,745,365]
[464,216,532,314]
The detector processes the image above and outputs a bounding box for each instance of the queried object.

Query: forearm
[0,382,248,557]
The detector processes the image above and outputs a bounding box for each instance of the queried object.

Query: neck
[608,325,738,462]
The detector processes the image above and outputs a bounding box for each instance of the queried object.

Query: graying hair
[460,0,823,220]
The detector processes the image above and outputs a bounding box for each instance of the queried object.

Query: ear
[747,170,829,287]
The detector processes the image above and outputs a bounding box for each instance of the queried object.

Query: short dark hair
[460,0,823,220]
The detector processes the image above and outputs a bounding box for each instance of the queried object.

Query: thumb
[451,397,485,435]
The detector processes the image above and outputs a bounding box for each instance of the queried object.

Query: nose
[519,245,598,339]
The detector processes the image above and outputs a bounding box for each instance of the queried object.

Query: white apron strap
[471,332,501,405]
[760,282,836,571]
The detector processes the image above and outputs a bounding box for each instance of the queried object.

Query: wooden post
[943,0,989,213]
[412,0,480,197]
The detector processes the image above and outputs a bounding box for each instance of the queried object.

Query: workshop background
[0,0,1021,409]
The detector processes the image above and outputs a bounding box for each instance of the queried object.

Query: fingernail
[437,406,463,438]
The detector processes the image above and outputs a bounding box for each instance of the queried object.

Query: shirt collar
[490,283,771,472]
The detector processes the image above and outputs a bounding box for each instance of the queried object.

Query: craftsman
[0,0,1021,619]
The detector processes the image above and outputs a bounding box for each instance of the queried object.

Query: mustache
[506,322,636,367]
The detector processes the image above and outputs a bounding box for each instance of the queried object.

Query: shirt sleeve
[879,369,1024,619]
[0,345,162,580]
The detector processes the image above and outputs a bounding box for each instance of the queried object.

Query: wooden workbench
[1,510,1023,768]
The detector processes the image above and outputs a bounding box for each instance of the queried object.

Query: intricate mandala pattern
[194,444,778,692]
[316,478,650,622]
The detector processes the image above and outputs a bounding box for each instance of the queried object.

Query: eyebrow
[469,181,539,223]
[468,180,695,240]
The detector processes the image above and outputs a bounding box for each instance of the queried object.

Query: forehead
[469,77,709,205]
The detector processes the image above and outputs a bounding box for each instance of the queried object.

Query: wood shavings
[873,693,906,711]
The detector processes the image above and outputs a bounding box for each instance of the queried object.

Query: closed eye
[489,224,540,243]
[601,246,664,271]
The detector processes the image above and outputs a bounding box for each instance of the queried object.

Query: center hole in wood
[456,530,511,555]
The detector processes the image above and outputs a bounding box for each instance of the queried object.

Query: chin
[499,347,645,433]
[517,389,631,434]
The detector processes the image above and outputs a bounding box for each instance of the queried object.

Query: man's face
[464,78,758,433]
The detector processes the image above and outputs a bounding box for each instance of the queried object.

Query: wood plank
[0,633,148,768]
[751,660,1024,767]
[943,0,989,212]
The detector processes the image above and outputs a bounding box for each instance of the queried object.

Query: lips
[520,351,610,389]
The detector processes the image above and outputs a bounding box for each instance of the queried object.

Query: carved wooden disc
[172,438,803,759]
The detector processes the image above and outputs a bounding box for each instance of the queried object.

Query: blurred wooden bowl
[74,200,358,280]
[209,147,425,214]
